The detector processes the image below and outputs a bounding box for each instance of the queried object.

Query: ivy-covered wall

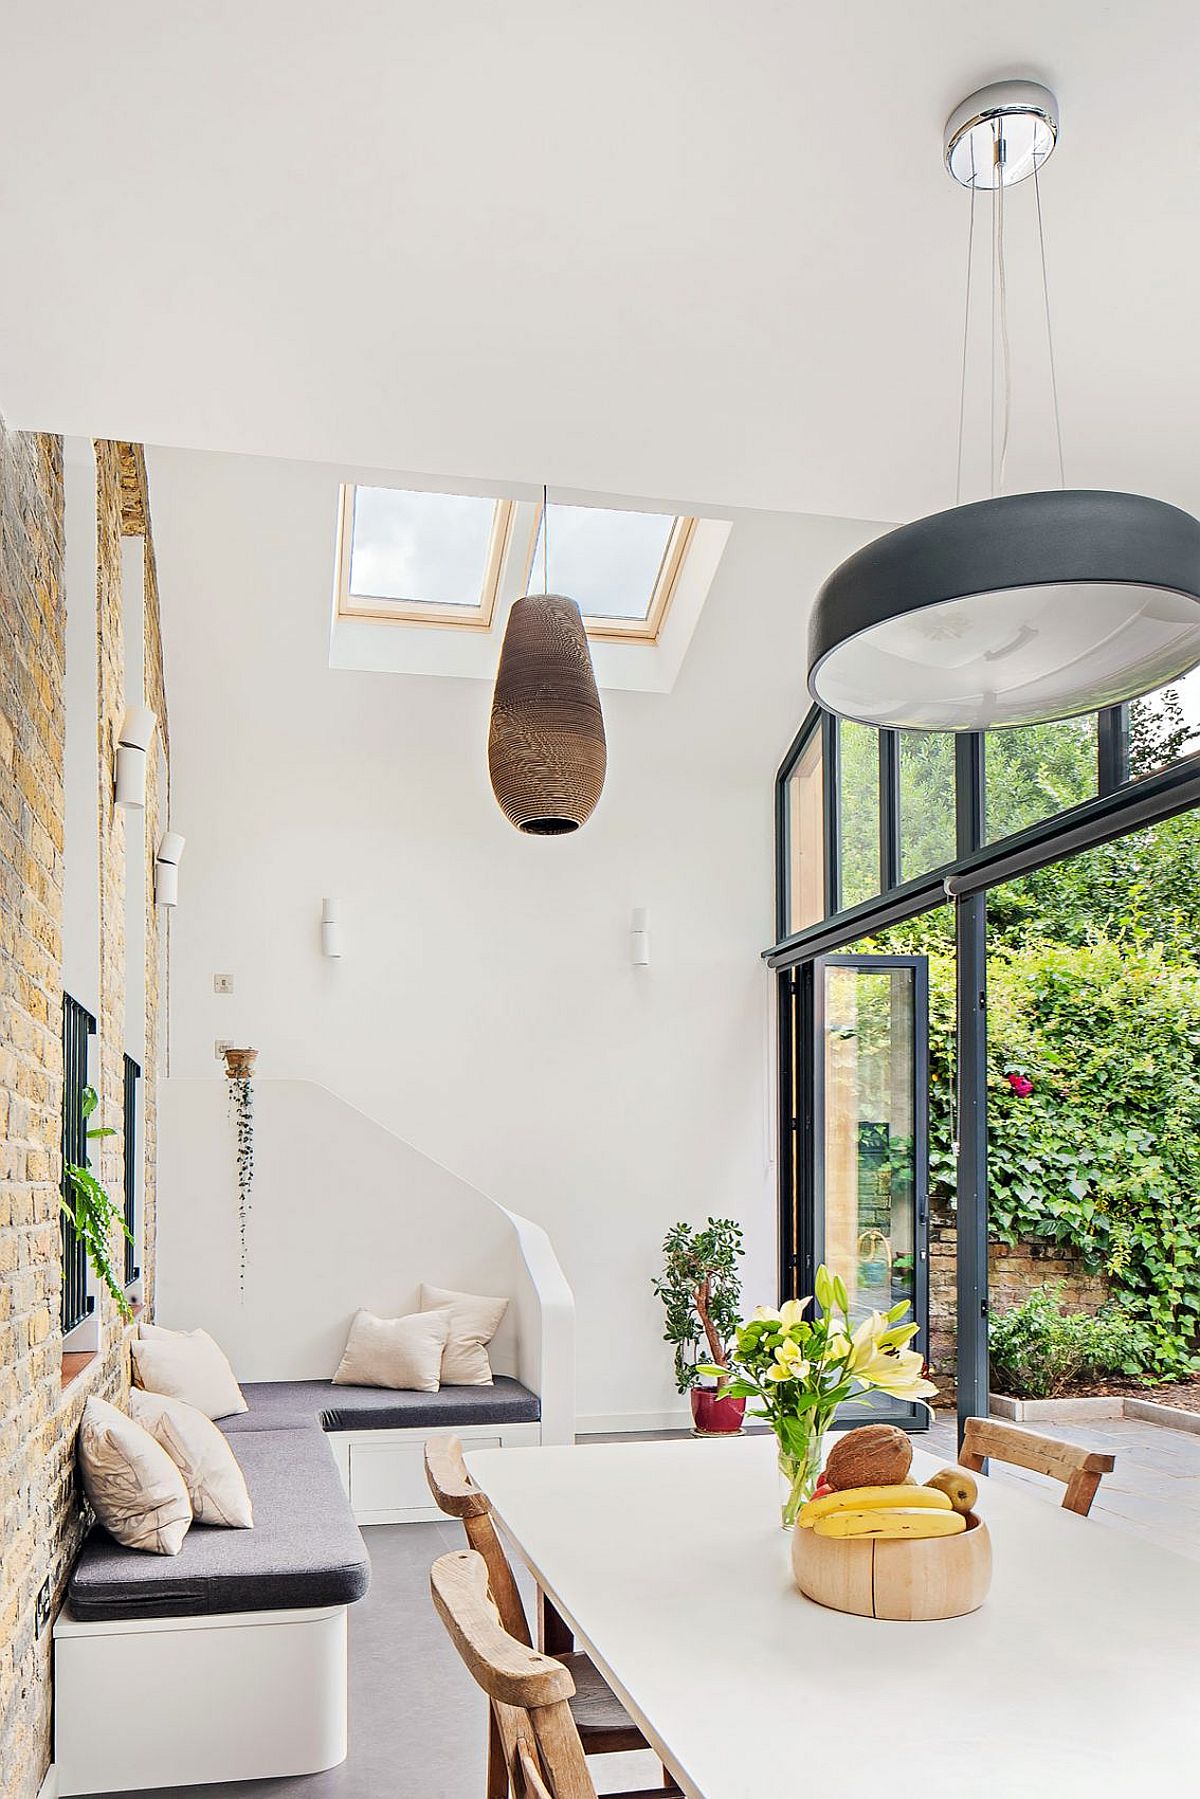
[884,802,1200,1389]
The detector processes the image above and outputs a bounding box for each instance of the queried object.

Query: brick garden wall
[927,1189,1110,1392]
[0,427,169,1798]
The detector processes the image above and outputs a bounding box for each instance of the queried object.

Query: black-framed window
[773,696,1200,956]
[769,688,1200,1441]
[61,994,96,1334]
[123,1053,141,1287]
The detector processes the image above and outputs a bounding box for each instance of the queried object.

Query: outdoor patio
[923,1412,1200,1561]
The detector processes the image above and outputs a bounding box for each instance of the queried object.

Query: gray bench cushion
[68,1427,370,1623]
[223,1375,541,1436]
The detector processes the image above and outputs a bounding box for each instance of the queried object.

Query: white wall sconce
[154,831,185,907]
[320,898,343,959]
[114,705,157,810]
[631,906,650,968]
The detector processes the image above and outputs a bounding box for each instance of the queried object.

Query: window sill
[61,1350,98,1391]
[60,1302,144,1391]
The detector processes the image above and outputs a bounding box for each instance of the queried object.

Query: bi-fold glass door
[782,954,930,1428]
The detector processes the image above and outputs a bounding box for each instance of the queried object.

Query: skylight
[334,484,697,645]
[337,485,513,625]
[526,503,693,640]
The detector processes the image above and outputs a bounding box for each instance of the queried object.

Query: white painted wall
[157,1078,576,1441]
[149,445,882,1429]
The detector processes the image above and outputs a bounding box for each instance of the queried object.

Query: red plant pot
[690,1386,746,1436]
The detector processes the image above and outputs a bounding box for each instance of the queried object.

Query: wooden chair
[960,1417,1115,1516]
[424,1437,656,1786]
[431,1548,682,1799]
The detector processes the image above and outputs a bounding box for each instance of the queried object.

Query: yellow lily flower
[854,1343,938,1399]
[765,1338,810,1383]
[778,1297,810,1330]
[874,1321,920,1352]
[847,1311,889,1372]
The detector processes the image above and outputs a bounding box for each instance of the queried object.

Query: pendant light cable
[989,142,997,497]
[996,146,1013,495]
[542,483,549,593]
[954,182,976,507]
[1033,161,1066,488]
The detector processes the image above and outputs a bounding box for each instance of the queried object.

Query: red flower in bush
[1005,1071,1033,1098]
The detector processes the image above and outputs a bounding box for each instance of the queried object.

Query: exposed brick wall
[927,1190,1110,1392]
[0,427,169,1798]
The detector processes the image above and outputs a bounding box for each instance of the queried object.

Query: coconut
[824,1423,913,1491]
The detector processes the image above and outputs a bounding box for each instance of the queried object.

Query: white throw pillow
[77,1396,193,1555]
[420,1284,509,1386]
[129,1390,254,1529]
[332,1307,452,1392]
[131,1325,248,1420]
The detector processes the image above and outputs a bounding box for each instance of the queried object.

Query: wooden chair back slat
[425,1433,491,1517]
[431,1549,597,1799]
[960,1417,1115,1517]
[425,1435,532,1643]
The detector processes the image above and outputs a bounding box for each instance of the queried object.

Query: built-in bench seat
[215,1375,544,1526]
[56,1418,372,1795]
[67,1425,370,1623]
[224,1373,541,1435]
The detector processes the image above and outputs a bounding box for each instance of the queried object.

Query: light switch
[213,974,233,995]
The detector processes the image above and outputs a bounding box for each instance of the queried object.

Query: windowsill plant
[701,1264,938,1525]
[61,1085,133,1323]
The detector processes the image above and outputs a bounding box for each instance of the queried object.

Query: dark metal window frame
[61,995,97,1335]
[123,1053,141,1287]
[770,699,1200,1442]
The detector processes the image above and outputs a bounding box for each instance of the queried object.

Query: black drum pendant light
[808,81,1200,732]
[488,488,607,834]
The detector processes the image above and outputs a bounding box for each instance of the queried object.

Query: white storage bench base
[54,1601,348,1796]
[328,1419,542,1524]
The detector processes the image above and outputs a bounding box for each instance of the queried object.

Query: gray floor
[92,1415,1200,1798]
[91,1513,660,1799]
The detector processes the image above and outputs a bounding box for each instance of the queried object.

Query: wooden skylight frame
[522,502,697,644]
[335,483,516,629]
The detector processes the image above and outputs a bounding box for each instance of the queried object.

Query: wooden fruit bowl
[792,1511,992,1621]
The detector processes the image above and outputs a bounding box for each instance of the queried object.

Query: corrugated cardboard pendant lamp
[489,486,607,833]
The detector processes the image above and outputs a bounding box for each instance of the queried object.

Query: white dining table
[467,1433,1200,1799]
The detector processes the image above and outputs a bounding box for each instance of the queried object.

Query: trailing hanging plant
[223,1049,257,1294]
[61,1085,133,1322]
[651,1217,744,1393]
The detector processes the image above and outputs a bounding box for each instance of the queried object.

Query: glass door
[811,954,930,1427]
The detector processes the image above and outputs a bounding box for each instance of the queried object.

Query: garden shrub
[989,1285,1150,1399]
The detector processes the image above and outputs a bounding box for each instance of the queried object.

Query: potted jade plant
[652,1218,745,1435]
[701,1264,937,1525]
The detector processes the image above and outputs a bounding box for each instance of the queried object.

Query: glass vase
[778,1419,830,1529]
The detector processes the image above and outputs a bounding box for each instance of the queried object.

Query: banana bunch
[797,1483,966,1540]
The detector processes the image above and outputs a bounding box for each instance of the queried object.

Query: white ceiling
[5,2,1200,523]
